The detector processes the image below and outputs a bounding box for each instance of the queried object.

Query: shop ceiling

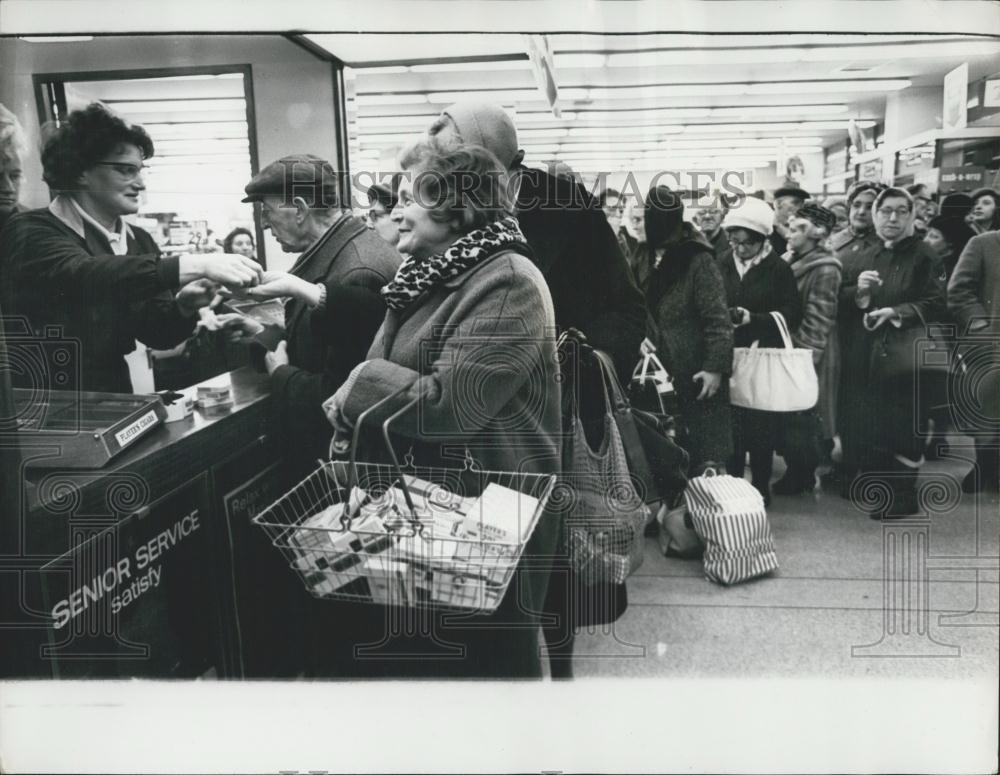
[305,32,1000,170]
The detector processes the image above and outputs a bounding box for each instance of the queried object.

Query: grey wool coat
[947,231,1000,427]
[338,247,562,678]
[788,245,843,437]
[645,238,734,467]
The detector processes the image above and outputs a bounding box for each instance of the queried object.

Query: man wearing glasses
[365,180,400,247]
[0,103,262,394]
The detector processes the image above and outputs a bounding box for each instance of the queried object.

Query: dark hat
[773,185,809,201]
[366,182,397,210]
[939,192,973,219]
[927,215,976,252]
[242,154,339,207]
[846,180,887,204]
[796,202,838,232]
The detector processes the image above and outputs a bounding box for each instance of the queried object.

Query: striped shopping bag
[683,471,779,585]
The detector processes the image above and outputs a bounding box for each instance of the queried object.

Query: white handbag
[730,311,818,412]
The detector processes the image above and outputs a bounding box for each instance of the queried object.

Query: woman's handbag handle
[769,310,795,350]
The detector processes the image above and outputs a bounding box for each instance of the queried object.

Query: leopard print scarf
[381,216,528,310]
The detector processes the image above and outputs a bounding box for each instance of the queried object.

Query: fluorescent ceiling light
[143,122,248,139]
[516,112,578,122]
[410,60,529,73]
[427,87,590,103]
[20,36,93,42]
[588,80,909,100]
[684,121,871,133]
[352,65,411,75]
[575,107,712,121]
[600,41,996,68]
[109,99,245,113]
[356,94,429,106]
[360,133,425,144]
[567,125,684,138]
[553,53,608,68]
[711,104,848,117]
[357,114,438,128]
[747,80,909,94]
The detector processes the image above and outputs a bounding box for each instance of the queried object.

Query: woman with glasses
[718,196,802,505]
[837,188,946,518]
[0,103,262,394]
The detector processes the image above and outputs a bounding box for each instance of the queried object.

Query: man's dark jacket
[268,214,400,465]
[515,167,646,377]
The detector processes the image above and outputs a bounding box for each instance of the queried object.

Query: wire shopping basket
[252,387,557,612]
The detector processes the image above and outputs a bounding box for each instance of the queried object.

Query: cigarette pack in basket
[253,461,556,612]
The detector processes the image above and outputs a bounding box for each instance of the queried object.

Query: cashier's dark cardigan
[0,206,196,394]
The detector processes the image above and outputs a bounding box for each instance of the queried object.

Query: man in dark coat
[947,231,1000,493]
[231,155,401,469]
[427,103,647,380]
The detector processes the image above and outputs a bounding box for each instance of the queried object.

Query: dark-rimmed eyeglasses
[94,161,146,180]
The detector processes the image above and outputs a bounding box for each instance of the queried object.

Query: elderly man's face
[774,196,802,226]
[0,149,23,219]
[260,196,310,253]
[698,206,724,234]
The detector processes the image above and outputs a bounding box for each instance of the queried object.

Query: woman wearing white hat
[717,196,803,505]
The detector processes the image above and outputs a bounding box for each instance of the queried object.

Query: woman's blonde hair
[0,102,28,159]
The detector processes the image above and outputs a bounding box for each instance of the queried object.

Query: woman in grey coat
[321,143,562,678]
[774,203,843,495]
[643,186,734,472]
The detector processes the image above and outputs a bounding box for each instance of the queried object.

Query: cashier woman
[0,103,263,394]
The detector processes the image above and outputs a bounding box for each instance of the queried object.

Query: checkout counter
[3,367,306,679]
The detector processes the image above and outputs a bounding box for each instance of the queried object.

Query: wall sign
[943,63,970,131]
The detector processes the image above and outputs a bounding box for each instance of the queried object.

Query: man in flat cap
[774,203,843,496]
[770,184,810,257]
[232,154,400,470]
[425,102,646,381]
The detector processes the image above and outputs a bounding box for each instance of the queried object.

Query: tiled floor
[570,440,1000,681]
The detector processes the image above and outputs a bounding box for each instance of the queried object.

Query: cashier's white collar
[49,195,133,256]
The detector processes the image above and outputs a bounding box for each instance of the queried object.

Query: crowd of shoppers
[1,94,997,679]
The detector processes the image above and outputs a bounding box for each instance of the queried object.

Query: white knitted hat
[722,196,775,237]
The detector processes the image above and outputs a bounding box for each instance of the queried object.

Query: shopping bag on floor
[684,469,778,585]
